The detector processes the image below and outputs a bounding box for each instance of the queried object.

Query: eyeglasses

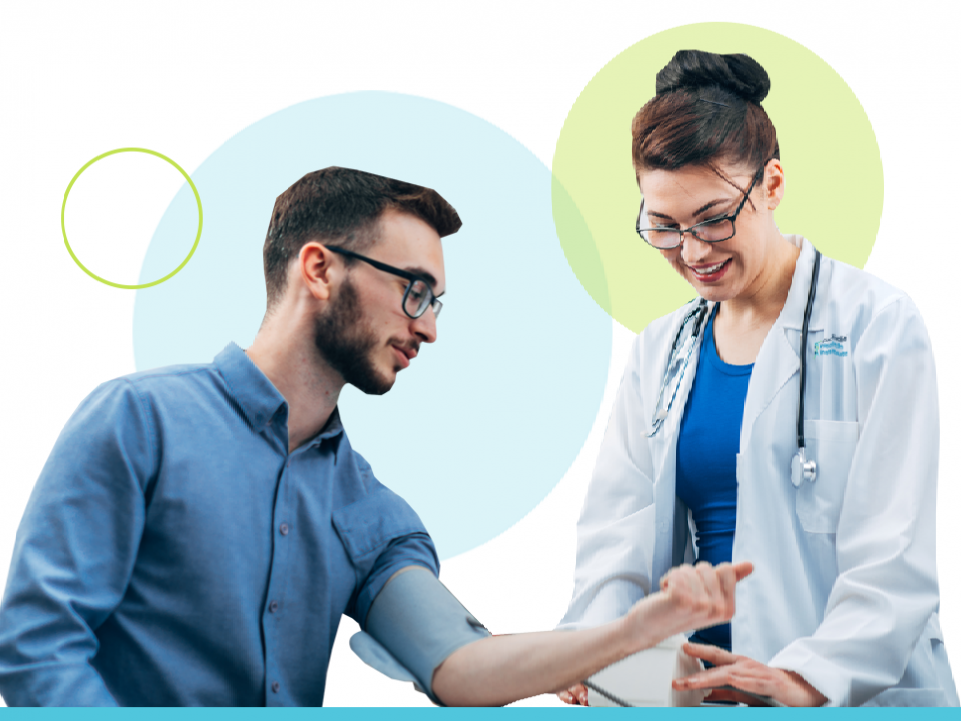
[635,160,771,250]
[326,246,443,319]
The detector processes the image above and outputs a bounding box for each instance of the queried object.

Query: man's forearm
[429,561,751,707]
[431,595,679,707]
[432,622,631,706]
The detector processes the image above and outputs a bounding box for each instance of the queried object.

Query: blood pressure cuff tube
[349,566,491,705]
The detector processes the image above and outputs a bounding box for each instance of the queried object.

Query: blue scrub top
[675,305,753,652]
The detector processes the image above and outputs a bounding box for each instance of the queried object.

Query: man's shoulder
[92,361,223,405]
[334,444,412,511]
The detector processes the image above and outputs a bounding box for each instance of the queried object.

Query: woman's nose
[679,233,715,265]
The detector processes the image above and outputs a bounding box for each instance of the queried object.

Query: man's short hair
[263,167,462,307]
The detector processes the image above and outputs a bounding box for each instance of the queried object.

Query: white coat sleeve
[556,333,659,630]
[769,296,942,706]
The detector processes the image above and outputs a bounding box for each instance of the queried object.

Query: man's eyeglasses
[327,246,442,320]
[636,160,771,250]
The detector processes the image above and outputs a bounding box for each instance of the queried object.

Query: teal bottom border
[3,709,961,716]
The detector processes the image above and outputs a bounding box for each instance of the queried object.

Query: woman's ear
[763,159,786,211]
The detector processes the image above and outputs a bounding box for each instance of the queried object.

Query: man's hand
[672,643,828,707]
[557,561,753,706]
[628,561,754,645]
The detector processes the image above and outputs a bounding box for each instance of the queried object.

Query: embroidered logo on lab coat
[814,334,848,357]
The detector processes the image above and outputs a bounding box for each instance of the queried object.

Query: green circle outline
[61,147,203,289]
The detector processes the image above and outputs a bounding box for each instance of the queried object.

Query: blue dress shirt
[0,343,439,706]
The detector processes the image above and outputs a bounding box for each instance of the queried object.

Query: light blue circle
[133,92,611,559]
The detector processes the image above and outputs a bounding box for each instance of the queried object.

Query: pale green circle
[61,147,203,289]
[552,23,883,332]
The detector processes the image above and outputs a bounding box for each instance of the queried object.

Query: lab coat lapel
[740,238,819,448]
[651,303,710,582]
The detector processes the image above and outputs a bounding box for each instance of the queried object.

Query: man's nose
[411,307,438,344]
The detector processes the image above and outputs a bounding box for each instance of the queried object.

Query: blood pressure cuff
[349,566,491,705]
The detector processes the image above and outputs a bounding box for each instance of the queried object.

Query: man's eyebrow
[647,197,734,221]
[404,266,441,292]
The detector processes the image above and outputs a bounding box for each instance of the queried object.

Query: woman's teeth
[694,260,727,275]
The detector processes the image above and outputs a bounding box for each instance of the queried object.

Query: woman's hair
[632,50,779,183]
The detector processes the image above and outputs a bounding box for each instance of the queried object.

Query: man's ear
[298,242,337,301]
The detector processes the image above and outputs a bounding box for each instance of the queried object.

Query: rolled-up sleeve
[0,380,156,706]
[332,484,440,629]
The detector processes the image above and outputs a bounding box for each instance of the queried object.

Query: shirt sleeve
[557,332,660,630]
[769,297,942,706]
[331,483,440,629]
[0,379,156,706]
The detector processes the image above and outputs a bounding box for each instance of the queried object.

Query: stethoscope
[648,250,822,486]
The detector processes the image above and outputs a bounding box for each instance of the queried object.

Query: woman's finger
[682,642,738,666]
[672,663,736,690]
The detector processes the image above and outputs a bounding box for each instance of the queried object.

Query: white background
[1,0,959,708]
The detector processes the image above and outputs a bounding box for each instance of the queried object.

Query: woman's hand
[673,642,828,707]
[557,682,588,705]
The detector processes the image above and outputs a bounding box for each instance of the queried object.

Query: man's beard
[313,276,394,395]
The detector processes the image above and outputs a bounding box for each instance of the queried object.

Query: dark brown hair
[632,50,779,187]
[263,167,462,307]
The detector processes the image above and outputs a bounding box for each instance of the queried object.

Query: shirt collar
[308,406,346,447]
[214,342,288,434]
[214,343,347,446]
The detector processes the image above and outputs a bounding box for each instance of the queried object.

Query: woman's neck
[717,234,801,331]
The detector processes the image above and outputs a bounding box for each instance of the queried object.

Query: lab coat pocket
[795,420,859,534]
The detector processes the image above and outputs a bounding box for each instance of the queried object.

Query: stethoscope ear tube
[648,299,709,438]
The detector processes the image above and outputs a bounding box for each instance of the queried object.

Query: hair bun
[655,50,771,104]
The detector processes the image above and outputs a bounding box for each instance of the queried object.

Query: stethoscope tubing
[797,250,822,452]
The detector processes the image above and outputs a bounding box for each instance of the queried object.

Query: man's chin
[349,369,396,396]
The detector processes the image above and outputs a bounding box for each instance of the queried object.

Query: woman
[556,50,957,707]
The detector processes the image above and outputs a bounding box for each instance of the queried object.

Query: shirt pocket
[795,420,859,534]
[332,488,432,576]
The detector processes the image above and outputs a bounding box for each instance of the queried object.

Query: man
[0,167,750,706]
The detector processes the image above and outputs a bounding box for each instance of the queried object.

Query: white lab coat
[558,236,958,707]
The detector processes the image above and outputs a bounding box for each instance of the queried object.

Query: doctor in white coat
[556,50,958,707]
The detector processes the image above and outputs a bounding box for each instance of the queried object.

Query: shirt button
[269,600,279,613]
[279,523,289,536]
[271,681,280,693]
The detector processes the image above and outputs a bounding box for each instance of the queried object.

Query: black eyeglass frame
[326,245,443,319]
[635,159,773,250]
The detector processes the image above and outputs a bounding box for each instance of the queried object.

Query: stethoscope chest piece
[791,448,818,488]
